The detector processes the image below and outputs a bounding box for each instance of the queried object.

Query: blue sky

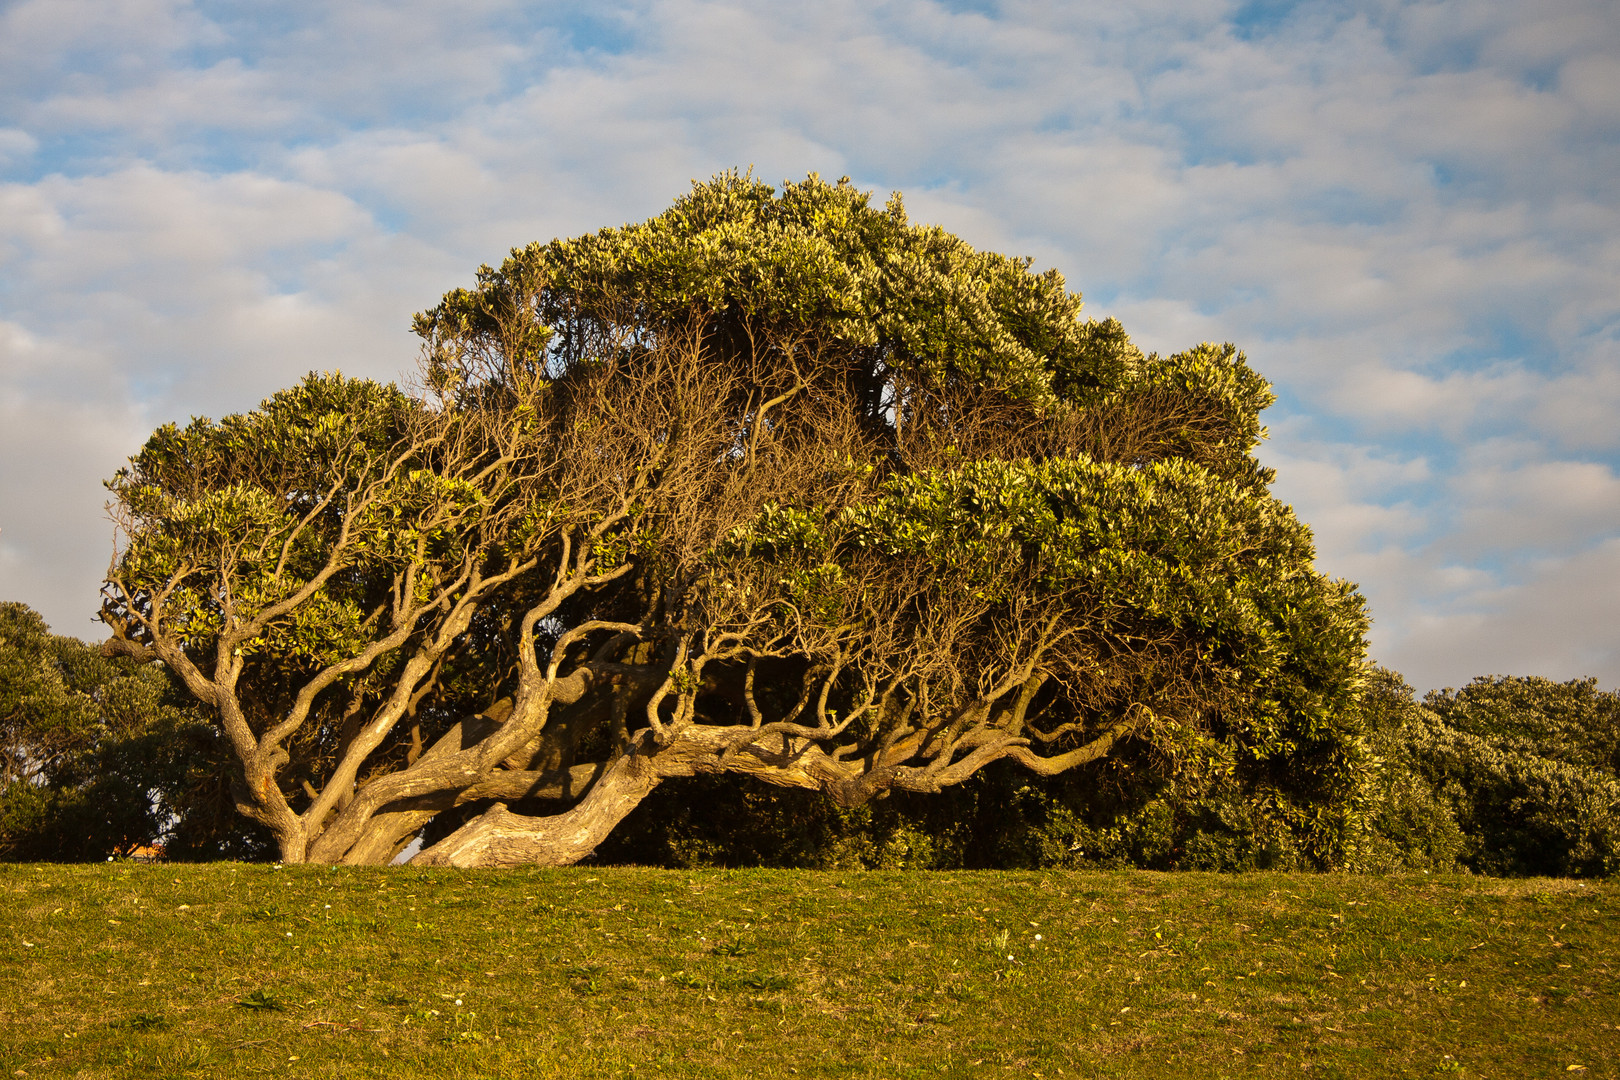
[1,0,1616,689]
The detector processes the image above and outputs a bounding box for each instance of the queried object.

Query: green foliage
[423,171,1088,403]
[711,451,1369,865]
[1425,675,1620,776]
[418,171,1277,495]
[601,750,1363,874]
[104,172,1374,866]
[106,375,431,669]
[837,453,1364,702]
[103,367,516,846]
[0,602,268,861]
[1358,670,1620,878]
[605,668,1619,879]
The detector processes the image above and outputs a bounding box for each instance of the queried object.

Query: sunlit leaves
[1362,673,1620,877]
[715,448,1368,848]
[106,373,487,667]
[415,172,1098,406]
[97,172,1379,866]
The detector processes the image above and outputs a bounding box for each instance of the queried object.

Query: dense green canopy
[1360,672,1620,877]
[101,172,1369,867]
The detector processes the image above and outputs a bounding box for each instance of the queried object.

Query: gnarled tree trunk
[408,748,662,868]
[405,722,883,868]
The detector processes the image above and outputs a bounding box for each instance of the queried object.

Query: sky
[0,0,1616,691]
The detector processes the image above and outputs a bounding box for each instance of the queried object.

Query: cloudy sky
[1,0,1616,690]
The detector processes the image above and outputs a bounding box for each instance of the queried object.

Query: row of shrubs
[3,599,1617,875]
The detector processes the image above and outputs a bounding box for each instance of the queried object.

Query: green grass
[2,865,1615,1078]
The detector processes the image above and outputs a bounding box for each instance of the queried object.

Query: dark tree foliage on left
[0,602,271,861]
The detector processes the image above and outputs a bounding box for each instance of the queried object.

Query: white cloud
[0,127,36,166]
[1450,451,1620,557]
[0,166,454,406]
[0,320,147,635]
[0,0,1614,690]
[1396,538,1620,687]
[0,167,462,631]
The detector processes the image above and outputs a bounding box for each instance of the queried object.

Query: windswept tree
[100,172,1369,867]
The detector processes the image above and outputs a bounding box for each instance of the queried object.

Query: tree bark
[409,742,662,868]
[404,723,853,868]
[399,717,1041,868]
[337,761,606,865]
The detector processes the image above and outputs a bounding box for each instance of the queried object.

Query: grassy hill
[2,865,1614,1078]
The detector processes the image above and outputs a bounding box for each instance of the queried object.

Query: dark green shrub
[596,730,1370,874]
[1356,670,1619,878]
[0,602,273,861]
[600,669,1620,878]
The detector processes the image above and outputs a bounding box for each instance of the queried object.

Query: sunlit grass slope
[2,866,1615,1078]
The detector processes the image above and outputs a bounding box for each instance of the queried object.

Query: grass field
[2,865,1614,1078]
